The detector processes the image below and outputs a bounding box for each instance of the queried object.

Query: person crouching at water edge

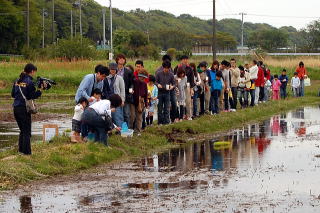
[71,97,89,143]
[12,63,45,155]
[82,94,122,146]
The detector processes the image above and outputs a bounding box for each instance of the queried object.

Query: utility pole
[52,0,55,43]
[71,10,73,38]
[212,0,216,61]
[42,8,45,48]
[27,0,30,48]
[102,8,106,48]
[109,0,113,60]
[239,12,247,52]
[79,0,82,43]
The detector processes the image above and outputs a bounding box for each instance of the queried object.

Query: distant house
[237,46,250,54]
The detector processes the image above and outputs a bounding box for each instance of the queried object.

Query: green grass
[1,93,320,190]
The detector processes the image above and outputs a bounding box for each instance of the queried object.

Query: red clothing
[133,79,148,107]
[134,70,149,83]
[255,66,265,87]
[265,69,271,80]
[295,67,307,80]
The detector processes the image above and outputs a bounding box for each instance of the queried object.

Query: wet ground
[0,107,320,212]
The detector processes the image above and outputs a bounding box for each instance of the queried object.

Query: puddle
[1,107,320,212]
[0,118,71,151]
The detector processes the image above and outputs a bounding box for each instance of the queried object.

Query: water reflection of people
[271,116,280,136]
[20,195,33,213]
[295,122,306,136]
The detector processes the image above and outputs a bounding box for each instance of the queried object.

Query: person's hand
[158,84,162,89]
[115,127,121,132]
[169,85,174,90]
[88,97,95,102]
[111,108,116,112]
[121,101,125,106]
[190,90,194,97]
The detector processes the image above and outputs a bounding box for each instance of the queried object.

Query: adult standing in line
[230,58,240,111]
[156,61,175,125]
[82,94,122,145]
[11,64,44,155]
[75,65,108,103]
[256,61,265,104]
[174,55,195,120]
[220,60,231,112]
[115,54,134,126]
[102,62,126,127]
[249,60,258,106]
[295,61,308,97]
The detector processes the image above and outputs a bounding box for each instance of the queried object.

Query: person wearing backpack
[11,63,44,155]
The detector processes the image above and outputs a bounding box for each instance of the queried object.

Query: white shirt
[291,77,300,88]
[89,97,100,106]
[73,104,84,121]
[89,100,112,116]
[249,65,258,80]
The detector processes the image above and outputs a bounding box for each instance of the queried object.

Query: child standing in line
[71,97,89,143]
[146,75,158,126]
[272,74,282,100]
[175,67,187,121]
[209,70,224,114]
[279,69,289,99]
[291,72,301,97]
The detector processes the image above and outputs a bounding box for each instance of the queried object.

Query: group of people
[11,56,309,155]
[71,54,309,146]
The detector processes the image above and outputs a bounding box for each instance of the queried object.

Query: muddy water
[0,118,71,151]
[1,107,320,212]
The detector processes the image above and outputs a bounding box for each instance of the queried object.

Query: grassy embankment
[0,57,319,190]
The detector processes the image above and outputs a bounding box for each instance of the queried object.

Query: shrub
[166,48,176,59]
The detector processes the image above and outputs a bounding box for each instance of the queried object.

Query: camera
[37,77,56,90]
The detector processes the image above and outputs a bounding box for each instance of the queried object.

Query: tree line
[1,0,320,57]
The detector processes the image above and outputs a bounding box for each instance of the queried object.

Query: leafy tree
[247,29,288,52]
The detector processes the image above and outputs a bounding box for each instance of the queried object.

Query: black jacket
[122,67,134,103]
[12,75,42,107]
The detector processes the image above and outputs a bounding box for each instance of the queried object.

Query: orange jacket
[295,67,307,80]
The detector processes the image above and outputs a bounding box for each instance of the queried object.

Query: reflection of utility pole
[27,0,30,48]
[109,0,113,60]
[52,0,55,43]
[239,12,247,51]
[102,8,106,48]
[71,10,73,38]
[212,0,216,60]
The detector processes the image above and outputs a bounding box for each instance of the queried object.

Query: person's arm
[155,72,162,89]
[27,80,42,100]
[170,74,176,89]
[77,75,92,101]
[144,84,148,108]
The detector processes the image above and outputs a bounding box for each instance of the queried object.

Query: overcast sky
[95,0,320,30]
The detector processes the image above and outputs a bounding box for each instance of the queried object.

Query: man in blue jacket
[75,65,109,103]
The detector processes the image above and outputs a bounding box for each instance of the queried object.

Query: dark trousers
[199,92,205,115]
[210,90,221,114]
[280,87,287,99]
[231,87,238,109]
[178,105,185,119]
[192,91,199,116]
[224,92,229,110]
[14,106,32,155]
[82,109,108,146]
[250,89,255,106]
[259,87,265,102]
[169,90,177,122]
[158,91,170,125]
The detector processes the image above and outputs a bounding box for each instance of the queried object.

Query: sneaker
[187,117,193,121]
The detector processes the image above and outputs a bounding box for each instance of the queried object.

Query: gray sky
[95,0,320,30]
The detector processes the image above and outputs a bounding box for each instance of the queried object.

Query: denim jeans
[238,88,248,107]
[169,90,177,122]
[250,89,255,106]
[123,103,132,127]
[280,87,287,99]
[231,87,238,109]
[211,90,221,114]
[111,106,124,128]
[158,91,170,124]
[82,108,108,145]
[299,79,305,97]
[224,92,229,110]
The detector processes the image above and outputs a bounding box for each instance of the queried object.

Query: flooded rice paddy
[0,106,320,212]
